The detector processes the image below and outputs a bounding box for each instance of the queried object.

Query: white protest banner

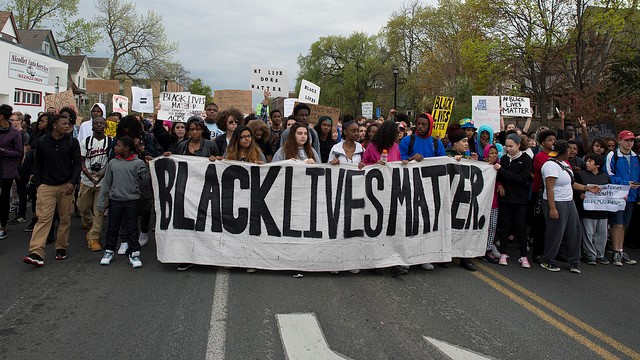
[157,92,206,122]
[250,65,289,98]
[362,102,373,118]
[298,79,320,104]
[584,184,630,212]
[9,52,49,84]
[431,96,455,139]
[283,98,297,117]
[131,86,154,113]
[501,96,532,117]
[150,156,496,270]
[472,96,500,133]
[112,95,129,116]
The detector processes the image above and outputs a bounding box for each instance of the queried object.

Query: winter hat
[507,133,522,144]
[447,124,467,144]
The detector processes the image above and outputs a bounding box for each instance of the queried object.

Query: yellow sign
[105,120,117,137]
[431,96,455,139]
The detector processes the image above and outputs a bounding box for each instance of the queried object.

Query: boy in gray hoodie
[97,136,150,268]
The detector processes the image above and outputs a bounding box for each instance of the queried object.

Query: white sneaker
[420,263,435,270]
[129,251,142,268]
[100,250,114,265]
[117,242,128,255]
[0,230,8,240]
[139,232,149,247]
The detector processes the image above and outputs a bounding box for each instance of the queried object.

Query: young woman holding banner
[328,121,365,165]
[271,123,321,164]
[224,125,266,164]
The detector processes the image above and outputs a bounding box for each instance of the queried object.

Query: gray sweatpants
[543,200,582,265]
[581,218,607,260]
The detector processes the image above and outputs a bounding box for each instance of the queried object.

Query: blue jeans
[105,200,140,254]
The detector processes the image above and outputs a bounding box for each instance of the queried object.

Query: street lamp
[393,67,399,111]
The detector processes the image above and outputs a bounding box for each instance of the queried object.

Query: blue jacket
[476,125,494,160]
[606,149,640,202]
[399,134,446,160]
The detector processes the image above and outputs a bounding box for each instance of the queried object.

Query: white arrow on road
[423,336,495,360]
[277,313,349,360]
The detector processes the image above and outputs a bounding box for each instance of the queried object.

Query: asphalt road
[1,214,639,360]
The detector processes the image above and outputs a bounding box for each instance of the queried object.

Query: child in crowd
[484,145,502,263]
[96,136,150,268]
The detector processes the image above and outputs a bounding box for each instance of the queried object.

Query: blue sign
[375,107,381,118]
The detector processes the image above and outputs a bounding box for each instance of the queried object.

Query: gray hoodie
[96,155,150,212]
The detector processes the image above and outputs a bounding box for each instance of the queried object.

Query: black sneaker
[24,218,37,232]
[570,264,581,274]
[390,265,408,277]
[23,253,44,267]
[460,258,477,272]
[55,249,67,260]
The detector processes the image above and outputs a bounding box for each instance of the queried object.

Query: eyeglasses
[239,135,252,140]
[228,120,239,125]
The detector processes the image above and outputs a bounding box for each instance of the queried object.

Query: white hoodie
[78,102,106,141]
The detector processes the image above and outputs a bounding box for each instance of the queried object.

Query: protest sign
[575,122,616,141]
[157,92,206,122]
[150,156,496,270]
[362,102,373,118]
[112,95,128,116]
[131,87,154,113]
[86,79,120,94]
[295,102,341,129]
[501,96,532,117]
[44,90,76,113]
[283,98,297,117]
[104,120,117,137]
[298,80,320,104]
[215,90,253,115]
[584,184,630,212]
[471,96,500,133]
[431,96,455,138]
[250,65,289,98]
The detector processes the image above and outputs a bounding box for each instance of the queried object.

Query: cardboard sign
[362,102,373,118]
[294,102,341,129]
[501,96,532,117]
[298,79,320,104]
[471,96,500,133]
[131,86,154,113]
[431,96,455,138]
[250,65,289,98]
[44,90,76,113]
[283,98,297,117]
[157,92,206,122]
[215,90,253,115]
[86,79,120,94]
[150,156,497,270]
[112,95,128,116]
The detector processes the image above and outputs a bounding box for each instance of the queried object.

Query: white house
[0,12,68,116]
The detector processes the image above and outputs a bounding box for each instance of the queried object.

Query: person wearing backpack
[77,117,111,252]
[605,130,640,266]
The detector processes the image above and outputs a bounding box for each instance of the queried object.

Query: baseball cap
[618,130,635,141]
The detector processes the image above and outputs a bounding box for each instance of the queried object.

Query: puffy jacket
[606,149,640,202]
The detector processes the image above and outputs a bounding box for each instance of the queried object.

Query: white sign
[584,184,630,212]
[8,52,49,84]
[150,156,496,270]
[250,65,289,98]
[157,92,206,122]
[131,86,154,113]
[472,96,501,133]
[501,96,532,117]
[112,95,129,116]
[362,102,373,118]
[283,98,297,117]
[298,80,320,105]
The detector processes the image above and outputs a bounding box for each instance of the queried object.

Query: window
[42,42,51,55]
[14,89,42,106]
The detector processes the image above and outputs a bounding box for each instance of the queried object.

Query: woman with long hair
[246,119,273,162]
[272,123,321,163]
[314,116,337,163]
[153,120,187,154]
[361,121,402,165]
[225,125,266,164]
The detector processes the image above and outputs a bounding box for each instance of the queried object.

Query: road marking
[276,313,349,360]
[206,269,230,360]
[423,336,494,360]
[476,262,640,360]
[473,271,620,360]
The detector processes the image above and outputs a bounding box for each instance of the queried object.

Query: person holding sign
[605,130,640,266]
[362,121,402,166]
[575,153,610,265]
[271,123,321,164]
[541,141,600,273]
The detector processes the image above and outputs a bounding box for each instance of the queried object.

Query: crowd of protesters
[3,89,639,276]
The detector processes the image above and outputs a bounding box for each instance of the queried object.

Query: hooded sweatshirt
[476,125,494,161]
[78,103,106,141]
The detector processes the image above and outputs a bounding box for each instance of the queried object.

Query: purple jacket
[0,126,24,179]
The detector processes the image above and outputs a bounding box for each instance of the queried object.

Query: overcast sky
[78,0,436,95]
